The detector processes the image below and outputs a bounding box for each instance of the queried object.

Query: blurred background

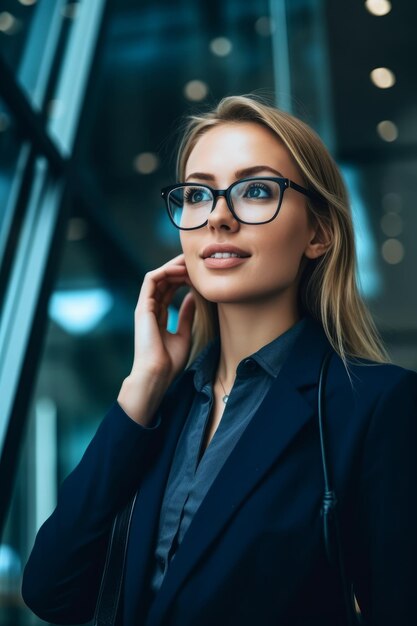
[0,0,415,623]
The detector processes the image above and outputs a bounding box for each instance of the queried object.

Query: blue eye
[244,183,271,199]
[184,187,211,204]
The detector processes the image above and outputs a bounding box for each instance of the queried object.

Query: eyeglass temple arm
[288,180,322,202]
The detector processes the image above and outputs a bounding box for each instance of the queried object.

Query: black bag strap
[94,491,138,626]
[318,351,363,626]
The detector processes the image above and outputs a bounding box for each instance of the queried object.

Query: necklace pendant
[222,394,229,404]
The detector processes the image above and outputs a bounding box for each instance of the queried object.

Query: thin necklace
[218,376,231,404]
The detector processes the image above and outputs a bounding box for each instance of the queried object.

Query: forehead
[185,121,300,181]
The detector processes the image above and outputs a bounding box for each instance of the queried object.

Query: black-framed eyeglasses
[161,176,321,230]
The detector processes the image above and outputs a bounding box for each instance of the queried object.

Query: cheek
[256,218,308,268]
[243,219,310,293]
[180,234,202,279]
[179,232,194,259]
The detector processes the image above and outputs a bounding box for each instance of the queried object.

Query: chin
[193,283,265,305]
[192,275,299,307]
[191,281,239,302]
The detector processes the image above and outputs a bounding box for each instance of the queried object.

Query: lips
[201,243,251,270]
[201,244,251,259]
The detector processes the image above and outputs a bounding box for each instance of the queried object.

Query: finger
[138,271,190,311]
[158,303,169,330]
[155,277,191,304]
[154,281,181,320]
[146,265,189,283]
[163,252,185,264]
[158,253,187,271]
[154,279,170,302]
[176,292,196,339]
[152,255,190,283]
[155,270,191,294]
[143,266,190,295]
[160,283,180,307]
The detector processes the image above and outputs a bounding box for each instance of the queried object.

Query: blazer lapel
[122,371,196,625]
[145,315,333,626]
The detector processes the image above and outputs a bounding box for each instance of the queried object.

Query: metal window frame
[0,0,107,539]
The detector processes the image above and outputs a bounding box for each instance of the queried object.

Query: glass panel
[0,0,38,72]
[284,0,334,147]
[283,0,417,370]
[1,205,142,625]
[46,0,107,156]
[0,0,80,110]
[355,159,417,370]
[0,98,24,266]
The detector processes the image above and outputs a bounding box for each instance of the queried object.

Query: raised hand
[117,254,196,425]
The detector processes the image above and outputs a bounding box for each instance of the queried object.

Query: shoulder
[329,349,416,387]
[328,351,417,416]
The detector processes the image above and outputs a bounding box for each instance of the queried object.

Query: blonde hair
[175,94,390,375]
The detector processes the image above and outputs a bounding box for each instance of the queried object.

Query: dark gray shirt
[149,316,307,595]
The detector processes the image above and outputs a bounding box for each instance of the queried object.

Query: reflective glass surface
[1,205,142,625]
[0,0,80,109]
[0,98,23,264]
[0,0,38,71]
[283,0,417,370]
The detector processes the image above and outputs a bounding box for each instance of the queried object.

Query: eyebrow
[185,165,285,182]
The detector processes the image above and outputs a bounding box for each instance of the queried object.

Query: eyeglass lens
[167,179,282,228]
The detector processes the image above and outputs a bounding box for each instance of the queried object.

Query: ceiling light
[133,152,159,174]
[381,239,404,264]
[370,67,396,88]
[380,212,403,237]
[49,288,113,335]
[0,12,21,34]
[209,37,232,57]
[255,16,275,36]
[365,0,392,16]
[184,80,209,102]
[382,192,402,213]
[376,120,398,142]
[18,0,37,6]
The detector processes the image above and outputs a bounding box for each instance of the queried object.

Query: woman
[22,95,417,626]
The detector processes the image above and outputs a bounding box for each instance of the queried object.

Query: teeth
[210,252,242,258]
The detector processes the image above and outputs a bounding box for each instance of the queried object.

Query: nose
[207,195,240,232]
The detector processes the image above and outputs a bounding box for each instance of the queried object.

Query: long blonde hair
[175,94,390,374]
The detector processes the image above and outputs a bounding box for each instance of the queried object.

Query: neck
[216,293,301,388]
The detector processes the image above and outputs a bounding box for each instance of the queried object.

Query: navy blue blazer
[22,315,417,626]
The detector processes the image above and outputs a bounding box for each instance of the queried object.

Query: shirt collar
[187,337,221,392]
[187,315,308,391]
[248,315,307,378]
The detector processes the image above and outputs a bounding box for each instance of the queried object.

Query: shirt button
[157,556,164,568]
[244,359,257,371]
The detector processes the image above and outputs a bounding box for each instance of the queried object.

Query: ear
[303,220,332,260]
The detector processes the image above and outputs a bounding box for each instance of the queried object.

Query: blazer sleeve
[353,368,417,626]
[21,400,162,624]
